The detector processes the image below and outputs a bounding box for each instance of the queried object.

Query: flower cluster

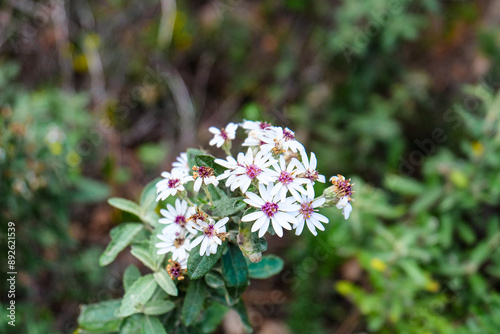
[155,120,354,278]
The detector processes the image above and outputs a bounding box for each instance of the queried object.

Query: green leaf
[119,314,144,334]
[99,223,144,266]
[77,299,122,333]
[188,242,226,279]
[234,300,253,333]
[119,274,158,317]
[139,178,161,226]
[141,315,167,334]
[143,300,175,316]
[154,269,178,296]
[222,243,249,299]
[248,255,284,279]
[209,186,247,217]
[194,154,227,176]
[205,271,225,289]
[108,197,141,216]
[182,279,207,326]
[199,302,229,333]
[399,260,426,286]
[124,265,142,292]
[70,177,110,203]
[131,237,165,271]
[187,148,205,170]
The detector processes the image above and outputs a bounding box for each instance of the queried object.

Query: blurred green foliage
[0,62,110,333]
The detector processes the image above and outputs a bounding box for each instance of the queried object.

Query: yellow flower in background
[66,150,81,167]
[335,280,354,296]
[450,170,468,189]
[425,279,440,293]
[370,258,387,272]
[73,54,88,73]
[83,33,101,50]
[471,141,484,157]
[49,142,62,156]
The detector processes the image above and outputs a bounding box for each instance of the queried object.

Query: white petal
[193,178,203,192]
[271,217,284,237]
[251,215,268,232]
[342,203,352,220]
[312,197,326,207]
[245,192,265,206]
[209,127,220,134]
[242,211,264,222]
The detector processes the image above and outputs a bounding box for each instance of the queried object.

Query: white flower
[336,196,353,220]
[190,217,229,256]
[241,120,273,147]
[295,152,326,198]
[159,199,195,235]
[192,166,219,192]
[209,123,238,148]
[291,195,329,236]
[271,155,308,201]
[241,183,299,238]
[216,148,278,194]
[156,231,193,261]
[156,170,192,201]
[259,126,305,156]
[172,152,189,175]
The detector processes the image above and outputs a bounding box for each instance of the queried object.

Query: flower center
[305,170,319,182]
[193,166,214,179]
[245,164,262,179]
[260,122,272,130]
[331,175,353,199]
[261,202,279,218]
[272,139,285,155]
[278,171,294,185]
[299,202,314,219]
[168,178,180,188]
[204,224,215,237]
[174,215,186,227]
[220,128,229,140]
[174,237,184,248]
[283,128,295,141]
[168,261,182,278]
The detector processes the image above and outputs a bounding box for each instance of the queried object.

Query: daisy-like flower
[241,183,299,238]
[171,152,189,175]
[295,152,326,198]
[329,175,354,220]
[159,199,194,235]
[209,123,238,148]
[241,120,272,147]
[216,148,278,194]
[259,126,306,157]
[190,217,229,256]
[192,166,219,192]
[271,155,308,201]
[155,231,193,261]
[156,170,193,201]
[291,195,328,236]
[167,259,187,280]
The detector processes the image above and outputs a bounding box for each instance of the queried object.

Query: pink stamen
[278,171,294,185]
[261,202,279,218]
[245,164,262,179]
[168,178,180,189]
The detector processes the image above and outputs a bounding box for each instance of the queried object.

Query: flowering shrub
[77,121,354,333]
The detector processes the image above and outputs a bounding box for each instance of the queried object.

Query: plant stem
[203,185,214,206]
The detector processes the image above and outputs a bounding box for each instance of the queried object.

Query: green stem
[222,141,233,157]
[203,185,214,207]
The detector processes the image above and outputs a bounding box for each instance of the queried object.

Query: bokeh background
[2,0,500,333]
